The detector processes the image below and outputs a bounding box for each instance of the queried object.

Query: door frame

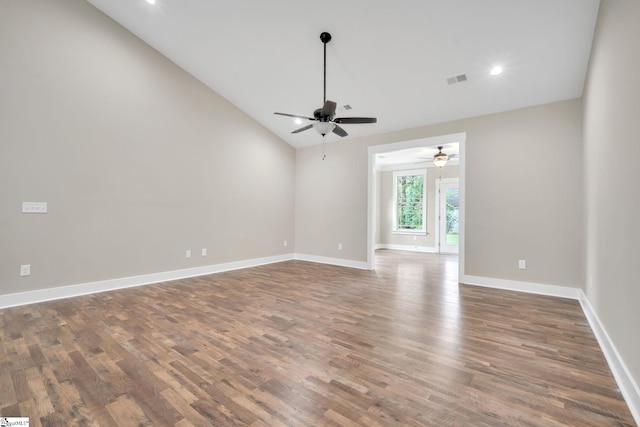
[367,132,466,276]
[436,177,460,254]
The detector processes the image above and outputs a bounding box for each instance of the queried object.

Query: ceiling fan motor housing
[273,31,376,138]
[314,108,329,121]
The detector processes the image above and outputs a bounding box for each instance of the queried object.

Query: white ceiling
[85,0,600,149]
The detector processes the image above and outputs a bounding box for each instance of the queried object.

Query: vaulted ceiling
[86,0,600,149]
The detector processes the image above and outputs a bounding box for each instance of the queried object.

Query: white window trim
[392,169,427,235]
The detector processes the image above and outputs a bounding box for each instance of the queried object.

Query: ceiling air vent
[447,74,468,85]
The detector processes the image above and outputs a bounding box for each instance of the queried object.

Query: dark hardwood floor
[0,250,635,426]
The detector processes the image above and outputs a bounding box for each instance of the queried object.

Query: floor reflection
[375,249,463,358]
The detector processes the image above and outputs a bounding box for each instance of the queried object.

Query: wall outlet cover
[20,264,31,276]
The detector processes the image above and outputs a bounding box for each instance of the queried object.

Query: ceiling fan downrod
[273,31,376,142]
[320,32,331,105]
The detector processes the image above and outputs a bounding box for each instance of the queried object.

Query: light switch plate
[22,202,47,213]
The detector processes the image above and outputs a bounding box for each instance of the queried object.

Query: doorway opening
[437,177,460,254]
[367,132,466,278]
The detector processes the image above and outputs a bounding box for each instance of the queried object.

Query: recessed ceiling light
[294,118,302,125]
[146,0,156,4]
[490,65,503,76]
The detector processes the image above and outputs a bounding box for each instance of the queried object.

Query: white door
[437,178,459,254]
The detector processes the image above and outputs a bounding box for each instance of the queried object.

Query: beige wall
[1,0,636,411]
[295,141,368,261]
[0,0,295,294]
[377,165,459,249]
[296,98,585,287]
[583,0,640,397]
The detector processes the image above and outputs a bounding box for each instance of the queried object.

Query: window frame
[392,169,427,235]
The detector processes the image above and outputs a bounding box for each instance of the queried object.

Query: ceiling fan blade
[275,33,377,140]
[332,125,348,137]
[274,112,316,121]
[321,100,337,118]
[334,117,377,124]
[292,124,313,134]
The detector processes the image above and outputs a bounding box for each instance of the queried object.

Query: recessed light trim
[146,0,156,4]
[490,65,503,76]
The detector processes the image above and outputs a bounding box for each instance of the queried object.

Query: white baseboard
[462,274,639,424]
[579,293,640,424]
[375,244,437,253]
[0,253,295,309]
[293,253,369,270]
[3,255,637,424]
[461,274,583,300]
[0,252,371,309]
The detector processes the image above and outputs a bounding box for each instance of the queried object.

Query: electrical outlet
[201,248,207,257]
[338,243,343,250]
[518,260,526,269]
[185,250,191,259]
[284,240,288,247]
[20,264,31,276]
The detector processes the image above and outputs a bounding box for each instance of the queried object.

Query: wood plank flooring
[0,250,635,426]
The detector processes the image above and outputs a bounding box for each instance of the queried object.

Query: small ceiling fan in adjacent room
[415,146,458,167]
[274,32,377,138]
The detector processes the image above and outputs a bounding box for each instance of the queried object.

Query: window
[393,169,426,233]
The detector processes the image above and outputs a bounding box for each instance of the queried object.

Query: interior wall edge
[293,254,370,270]
[375,244,438,254]
[0,253,295,310]
[4,247,636,424]
[463,272,640,424]
[579,293,640,425]
[0,253,374,309]
[461,274,583,300]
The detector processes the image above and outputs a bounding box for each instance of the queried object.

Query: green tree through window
[393,170,426,232]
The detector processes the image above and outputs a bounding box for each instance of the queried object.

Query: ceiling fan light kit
[433,146,449,167]
[274,32,377,142]
[313,122,336,136]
